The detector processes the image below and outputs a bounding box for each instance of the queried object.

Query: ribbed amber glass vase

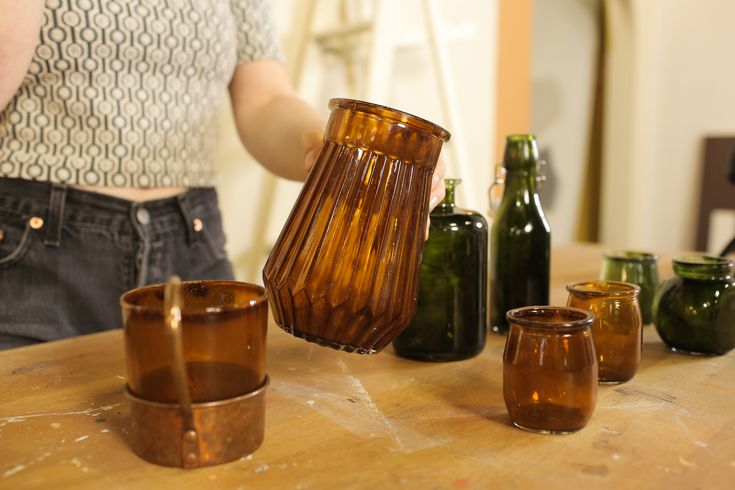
[263,98,450,354]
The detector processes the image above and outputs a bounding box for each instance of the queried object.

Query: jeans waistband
[0,177,216,247]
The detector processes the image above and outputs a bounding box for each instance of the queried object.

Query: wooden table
[2,243,734,489]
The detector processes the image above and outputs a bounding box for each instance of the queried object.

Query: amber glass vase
[503,306,597,434]
[566,281,643,384]
[263,98,450,354]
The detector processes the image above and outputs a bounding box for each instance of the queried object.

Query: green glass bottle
[490,135,551,335]
[393,179,488,361]
[653,256,735,355]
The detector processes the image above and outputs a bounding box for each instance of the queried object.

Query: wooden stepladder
[246,0,475,281]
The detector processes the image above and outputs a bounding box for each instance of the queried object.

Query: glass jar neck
[503,167,540,194]
[604,251,659,264]
[435,178,460,214]
[566,281,641,301]
[500,134,541,197]
[502,134,538,170]
[506,306,594,333]
[673,256,734,281]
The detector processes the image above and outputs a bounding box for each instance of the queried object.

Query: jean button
[28,216,45,229]
[136,207,150,225]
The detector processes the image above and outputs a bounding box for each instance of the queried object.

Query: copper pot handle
[164,275,200,468]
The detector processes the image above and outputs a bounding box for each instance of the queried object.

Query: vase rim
[604,250,659,262]
[506,306,594,331]
[566,280,641,297]
[328,98,451,142]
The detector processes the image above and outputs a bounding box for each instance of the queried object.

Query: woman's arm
[228,59,446,232]
[228,60,325,182]
[0,0,45,111]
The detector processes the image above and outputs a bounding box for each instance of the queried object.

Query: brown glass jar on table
[566,280,643,384]
[503,306,598,434]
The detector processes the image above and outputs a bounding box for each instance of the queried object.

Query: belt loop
[176,192,199,245]
[43,183,67,247]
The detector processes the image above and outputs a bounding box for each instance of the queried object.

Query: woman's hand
[426,156,447,239]
[302,129,324,173]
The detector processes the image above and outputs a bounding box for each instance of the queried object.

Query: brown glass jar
[503,306,598,434]
[121,280,268,403]
[263,98,450,354]
[120,279,269,468]
[566,281,642,384]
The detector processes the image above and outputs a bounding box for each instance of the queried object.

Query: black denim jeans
[0,178,234,349]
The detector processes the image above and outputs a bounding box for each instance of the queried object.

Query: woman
[0,0,445,349]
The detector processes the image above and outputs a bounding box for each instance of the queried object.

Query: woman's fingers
[302,130,324,173]
[426,156,447,239]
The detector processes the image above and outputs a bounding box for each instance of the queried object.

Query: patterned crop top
[0,0,283,187]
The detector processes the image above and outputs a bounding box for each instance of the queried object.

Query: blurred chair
[722,145,735,256]
[695,137,735,254]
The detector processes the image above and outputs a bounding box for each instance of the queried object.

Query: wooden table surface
[2,243,734,489]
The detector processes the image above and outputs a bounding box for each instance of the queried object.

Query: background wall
[601,0,735,254]
[213,0,735,285]
[531,0,600,246]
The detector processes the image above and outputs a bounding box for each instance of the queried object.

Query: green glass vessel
[490,135,551,335]
[600,251,660,324]
[393,179,488,361]
[653,256,735,355]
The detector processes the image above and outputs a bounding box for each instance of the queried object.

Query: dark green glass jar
[653,256,735,355]
[393,179,488,361]
[600,251,660,324]
[490,135,551,335]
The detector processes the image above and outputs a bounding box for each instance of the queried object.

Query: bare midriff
[71,185,188,202]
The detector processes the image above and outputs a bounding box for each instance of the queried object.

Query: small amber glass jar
[503,306,597,434]
[566,281,642,384]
